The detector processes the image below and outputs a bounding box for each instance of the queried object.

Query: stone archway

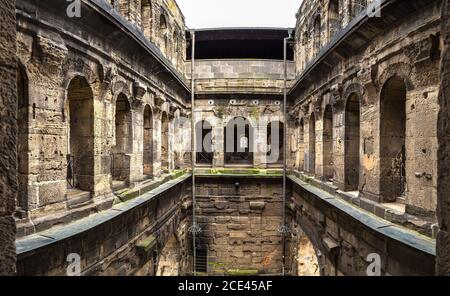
[344,93,360,191]
[295,232,320,276]
[112,93,132,182]
[379,76,407,202]
[66,75,95,193]
[156,234,181,276]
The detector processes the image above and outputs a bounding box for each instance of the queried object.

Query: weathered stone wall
[195,177,284,275]
[289,0,441,224]
[186,60,295,94]
[16,175,192,276]
[14,0,190,236]
[437,0,450,276]
[193,97,285,168]
[295,0,378,73]
[0,0,17,276]
[287,175,436,276]
[108,0,186,72]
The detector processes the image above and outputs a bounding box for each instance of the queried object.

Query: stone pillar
[212,117,224,168]
[315,114,324,178]
[254,120,267,169]
[333,106,346,190]
[0,0,17,275]
[437,0,450,276]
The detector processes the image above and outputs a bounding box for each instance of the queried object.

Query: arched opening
[143,105,153,177]
[17,64,29,213]
[159,14,168,54]
[323,105,334,181]
[313,15,321,55]
[66,76,95,194]
[308,114,316,174]
[267,121,284,166]
[224,117,254,165]
[328,0,340,39]
[112,94,132,183]
[156,234,180,276]
[344,93,361,191]
[196,120,213,165]
[141,0,152,40]
[380,76,407,202]
[295,232,320,276]
[161,112,170,173]
[298,118,305,171]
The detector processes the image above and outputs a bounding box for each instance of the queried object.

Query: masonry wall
[193,97,285,168]
[0,0,17,276]
[195,177,284,275]
[15,0,190,237]
[289,0,441,220]
[186,60,295,94]
[16,176,192,276]
[287,176,436,276]
[437,0,450,276]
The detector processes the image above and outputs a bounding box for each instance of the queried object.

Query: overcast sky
[176,0,301,29]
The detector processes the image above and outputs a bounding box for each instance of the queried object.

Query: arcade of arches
[1,0,449,276]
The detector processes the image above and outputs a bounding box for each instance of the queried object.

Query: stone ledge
[294,171,436,238]
[16,173,191,256]
[288,174,436,257]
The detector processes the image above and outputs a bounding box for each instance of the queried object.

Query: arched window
[328,0,341,39]
[196,120,213,165]
[267,121,284,166]
[344,93,360,191]
[159,14,168,54]
[143,105,153,177]
[380,77,407,201]
[112,94,132,182]
[161,112,170,173]
[308,114,316,174]
[224,117,254,165]
[66,76,95,193]
[313,15,321,55]
[17,64,29,213]
[323,105,334,180]
[141,0,152,40]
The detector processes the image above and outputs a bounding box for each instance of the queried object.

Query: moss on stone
[136,235,156,253]
[227,269,259,276]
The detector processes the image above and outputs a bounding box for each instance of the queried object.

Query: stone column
[0,0,17,275]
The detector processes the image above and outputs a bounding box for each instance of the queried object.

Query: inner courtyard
[2,0,450,276]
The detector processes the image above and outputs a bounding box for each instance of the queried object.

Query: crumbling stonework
[16,176,192,275]
[289,0,441,234]
[0,0,17,276]
[437,0,450,276]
